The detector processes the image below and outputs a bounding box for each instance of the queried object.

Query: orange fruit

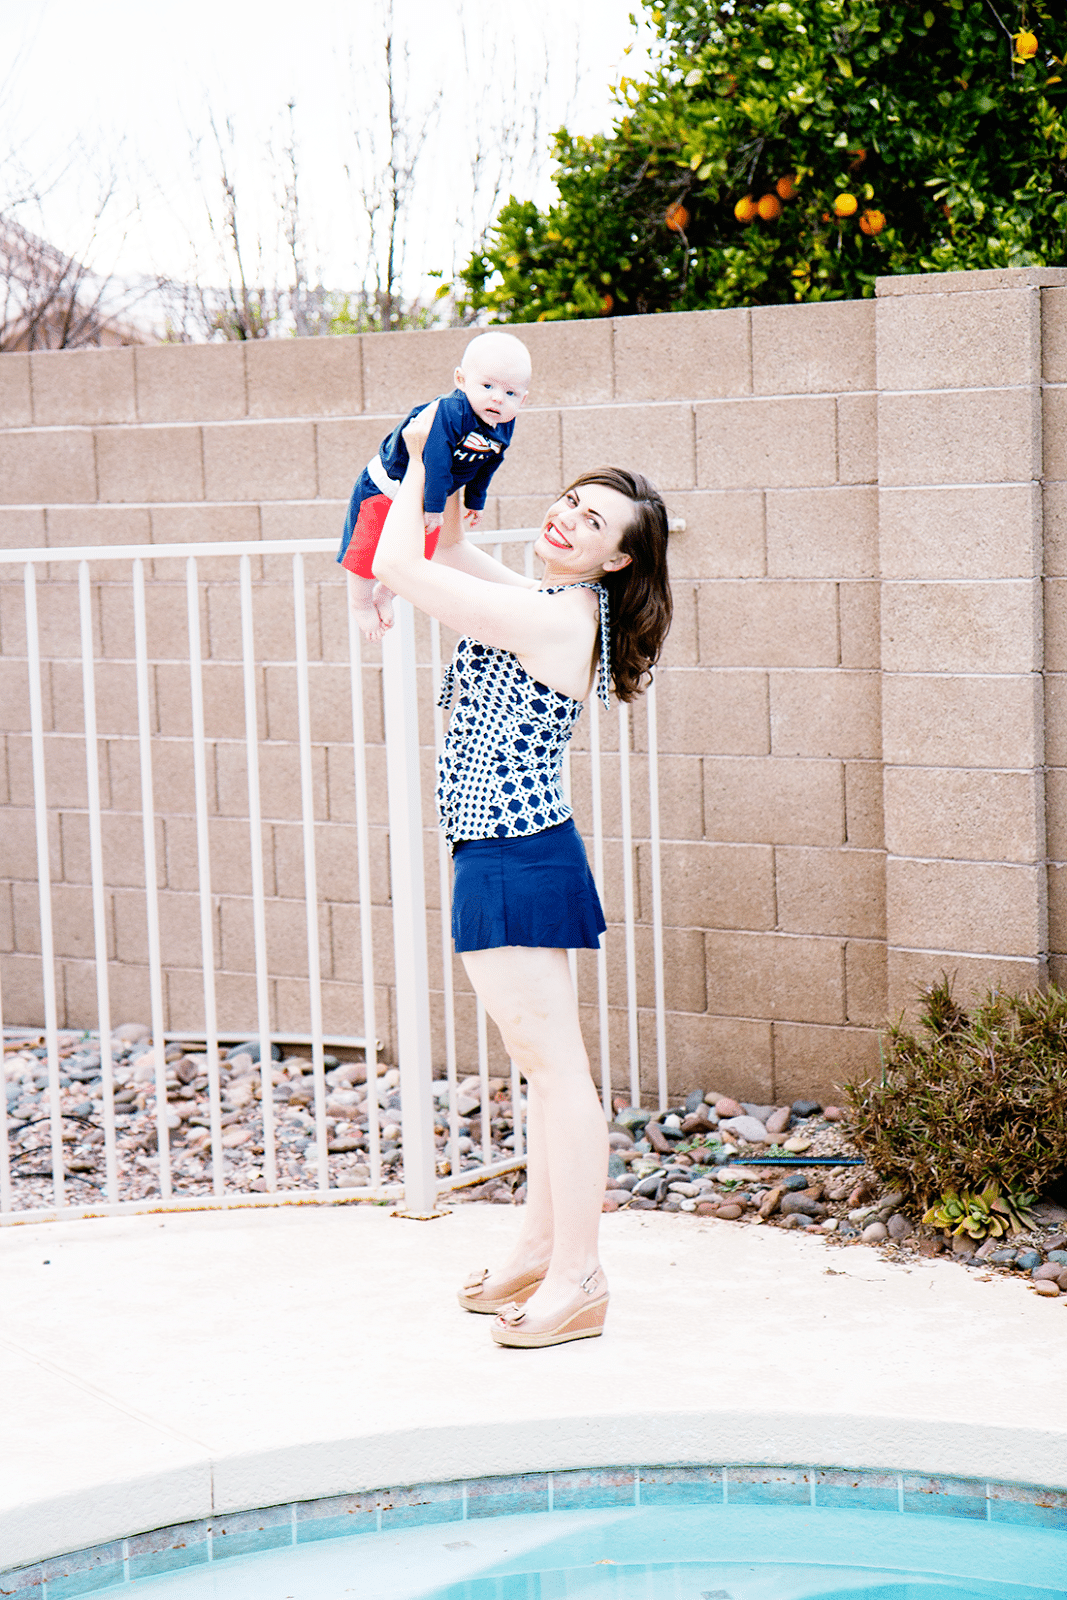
[600,293,614,314]
[776,175,798,200]
[848,148,867,171]
[1015,29,1038,59]
[757,193,782,221]
[833,192,858,218]
[734,195,758,223]
[858,208,885,236]
[665,201,690,232]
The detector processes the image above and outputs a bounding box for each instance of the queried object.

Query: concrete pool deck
[2,1201,1065,1570]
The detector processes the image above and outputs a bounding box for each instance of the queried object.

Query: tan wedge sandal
[490,1269,608,1348]
[457,1265,547,1314]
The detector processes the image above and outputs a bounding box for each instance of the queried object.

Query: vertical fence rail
[78,562,118,1202]
[0,937,10,1212]
[185,557,225,1195]
[132,559,171,1199]
[345,607,381,1190]
[645,672,669,1112]
[430,618,461,1179]
[617,702,642,1108]
[238,555,276,1190]
[586,693,613,1116]
[24,564,65,1211]
[293,554,329,1190]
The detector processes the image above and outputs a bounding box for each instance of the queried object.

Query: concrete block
[881,581,1040,674]
[0,507,46,549]
[31,347,136,425]
[561,405,693,492]
[836,394,877,484]
[515,319,613,407]
[113,887,209,969]
[3,575,87,660]
[154,661,246,740]
[878,266,1067,296]
[41,734,105,810]
[705,930,844,1024]
[0,881,10,950]
[483,409,561,497]
[361,326,472,413]
[1046,768,1067,861]
[1,805,58,882]
[656,667,768,755]
[327,901,395,987]
[103,734,198,818]
[570,750,702,842]
[1044,675,1067,766]
[636,1010,774,1102]
[695,397,837,489]
[265,662,353,743]
[638,839,775,931]
[765,486,877,578]
[839,582,880,670]
[1044,386,1067,483]
[261,500,341,544]
[602,922,706,1014]
[215,740,328,823]
[45,505,152,551]
[1043,287,1067,382]
[1046,579,1067,672]
[0,352,32,425]
[845,940,888,1025]
[877,287,1040,391]
[1047,861,1067,950]
[879,484,1040,580]
[771,1021,881,1102]
[55,809,163,890]
[752,299,875,394]
[0,660,32,733]
[704,756,844,846]
[0,952,45,1025]
[657,585,698,668]
[770,670,880,759]
[885,858,1044,957]
[135,343,247,423]
[776,847,885,939]
[662,490,764,579]
[885,768,1043,864]
[696,580,838,667]
[614,308,750,401]
[323,742,388,829]
[95,425,204,503]
[887,948,1044,1022]
[246,336,361,417]
[205,579,301,664]
[217,892,328,979]
[878,389,1040,486]
[164,814,255,896]
[202,421,317,502]
[0,428,97,504]
[883,674,1042,768]
[1045,481,1067,575]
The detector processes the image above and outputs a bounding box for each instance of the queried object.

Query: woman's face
[534,484,633,580]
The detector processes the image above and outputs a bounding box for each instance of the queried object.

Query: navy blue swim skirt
[451,819,606,953]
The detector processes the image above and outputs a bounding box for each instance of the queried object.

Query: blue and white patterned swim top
[435,581,611,847]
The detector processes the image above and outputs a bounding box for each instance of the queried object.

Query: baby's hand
[464,508,483,531]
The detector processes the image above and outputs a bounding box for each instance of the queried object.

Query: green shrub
[844,980,1067,1212]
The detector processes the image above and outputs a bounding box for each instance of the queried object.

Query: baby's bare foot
[371,583,395,637]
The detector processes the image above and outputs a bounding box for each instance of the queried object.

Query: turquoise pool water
[77,1505,1067,1600]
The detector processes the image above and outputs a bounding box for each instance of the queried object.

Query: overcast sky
[4,0,655,312]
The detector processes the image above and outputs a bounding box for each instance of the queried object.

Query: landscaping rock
[1033,1280,1061,1297]
[823,1106,844,1122]
[759,1185,784,1219]
[607,1153,628,1178]
[783,1172,810,1192]
[684,1089,706,1113]
[765,1107,792,1136]
[781,1193,822,1218]
[718,1115,771,1144]
[608,1131,634,1149]
[791,1099,822,1118]
[1033,1262,1063,1281]
[712,1202,744,1221]
[887,1213,913,1241]
[713,1097,744,1118]
[783,1136,812,1153]
[645,1121,674,1154]
[989,1248,1017,1265]
[862,1221,888,1242]
[1015,1250,1043,1272]
[741,1104,776,1122]
[615,1106,651,1132]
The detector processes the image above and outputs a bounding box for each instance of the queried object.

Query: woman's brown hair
[565,467,672,703]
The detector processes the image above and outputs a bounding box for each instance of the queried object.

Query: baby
[338,330,531,640]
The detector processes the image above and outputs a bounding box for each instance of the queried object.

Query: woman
[369,400,672,1349]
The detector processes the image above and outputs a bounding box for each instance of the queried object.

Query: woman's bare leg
[461,945,608,1321]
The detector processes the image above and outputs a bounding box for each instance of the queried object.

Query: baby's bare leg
[346,571,394,643]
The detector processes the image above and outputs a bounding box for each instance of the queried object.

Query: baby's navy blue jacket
[337,389,515,565]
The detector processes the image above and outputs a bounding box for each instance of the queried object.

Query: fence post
[381,598,437,1213]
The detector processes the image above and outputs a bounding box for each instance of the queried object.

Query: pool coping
[4,1463,1067,1600]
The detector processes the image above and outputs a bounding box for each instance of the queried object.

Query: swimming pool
[16,1475,1066,1600]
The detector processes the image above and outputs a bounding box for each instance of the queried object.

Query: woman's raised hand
[401,397,440,460]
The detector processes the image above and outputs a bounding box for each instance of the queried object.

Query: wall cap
[877,266,1067,297]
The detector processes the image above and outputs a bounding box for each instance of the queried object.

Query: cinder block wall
[2,265,1065,1103]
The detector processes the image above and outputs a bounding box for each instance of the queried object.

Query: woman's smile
[542,520,573,550]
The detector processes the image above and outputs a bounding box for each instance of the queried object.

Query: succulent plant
[922,1180,1039,1241]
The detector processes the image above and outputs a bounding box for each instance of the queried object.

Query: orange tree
[459,1,1066,318]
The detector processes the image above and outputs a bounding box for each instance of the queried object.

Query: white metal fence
[0,533,669,1223]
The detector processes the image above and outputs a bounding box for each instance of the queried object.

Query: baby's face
[455,351,528,427]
